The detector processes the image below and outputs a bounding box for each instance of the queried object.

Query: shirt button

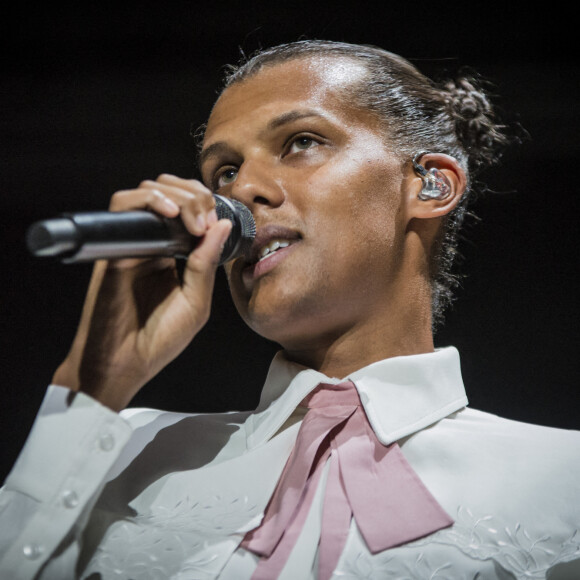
[98,433,115,452]
[62,490,79,509]
[22,543,44,560]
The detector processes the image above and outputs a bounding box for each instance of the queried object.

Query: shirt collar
[245,346,468,448]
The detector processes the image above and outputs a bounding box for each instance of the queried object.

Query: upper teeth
[260,239,290,261]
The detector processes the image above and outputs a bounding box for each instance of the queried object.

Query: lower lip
[242,243,298,284]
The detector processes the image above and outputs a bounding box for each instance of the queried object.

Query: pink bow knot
[242,380,453,579]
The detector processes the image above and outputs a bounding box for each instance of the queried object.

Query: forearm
[0,386,132,578]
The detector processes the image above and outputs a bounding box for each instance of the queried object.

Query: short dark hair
[213,40,511,327]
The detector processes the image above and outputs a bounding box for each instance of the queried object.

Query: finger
[181,219,232,303]
[156,174,214,204]
[109,186,181,217]
[111,177,217,236]
[155,175,218,235]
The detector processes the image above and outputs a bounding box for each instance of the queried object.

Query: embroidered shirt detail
[335,507,580,580]
[412,507,580,578]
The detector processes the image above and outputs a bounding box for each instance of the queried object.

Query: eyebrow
[199,141,231,168]
[199,109,324,168]
[266,109,323,131]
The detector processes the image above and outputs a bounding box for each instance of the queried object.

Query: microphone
[26,195,256,265]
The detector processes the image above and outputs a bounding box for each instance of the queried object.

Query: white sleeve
[0,385,133,579]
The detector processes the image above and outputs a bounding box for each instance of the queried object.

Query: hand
[52,175,232,411]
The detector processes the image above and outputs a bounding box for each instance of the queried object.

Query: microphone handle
[29,211,195,263]
[25,196,255,265]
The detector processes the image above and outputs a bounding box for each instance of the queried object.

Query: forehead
[203,56,371,142]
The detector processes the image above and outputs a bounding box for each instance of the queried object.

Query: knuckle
[203,189,216,203]
[148,188,165,201]
[109,190,128,209]
[195,188,215,208]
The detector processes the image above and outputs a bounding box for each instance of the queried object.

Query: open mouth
[246,225,302,266]
[257,239,293,262]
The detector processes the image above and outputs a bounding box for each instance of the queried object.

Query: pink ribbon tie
[242,380,453,579]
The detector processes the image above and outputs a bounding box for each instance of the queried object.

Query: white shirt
[1,347,579,579]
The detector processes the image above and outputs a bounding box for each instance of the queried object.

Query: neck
[283,289,434,379]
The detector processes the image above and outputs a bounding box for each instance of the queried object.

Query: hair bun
[442,77,508,173]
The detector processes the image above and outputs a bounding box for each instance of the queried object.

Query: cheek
[224,152,406,332]
[305,160,402,259]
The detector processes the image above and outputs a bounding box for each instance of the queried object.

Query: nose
[230,159,285,211]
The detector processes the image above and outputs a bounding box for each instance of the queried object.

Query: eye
[286,135,319,155]
[215,167,238,189]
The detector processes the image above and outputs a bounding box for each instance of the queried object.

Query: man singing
[1,40,579,579]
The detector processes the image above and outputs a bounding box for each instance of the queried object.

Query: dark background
[1,2,578,481]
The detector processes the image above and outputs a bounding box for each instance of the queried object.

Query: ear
[405,153,467,220]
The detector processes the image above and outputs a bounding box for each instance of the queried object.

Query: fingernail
[221,222,232,245]
[163,197,179,213]
[195,214,206,232]
[208,209,218,225]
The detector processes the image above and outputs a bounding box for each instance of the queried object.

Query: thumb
[182,219,232,298]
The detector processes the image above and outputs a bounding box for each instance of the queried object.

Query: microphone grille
[215,196,256,264]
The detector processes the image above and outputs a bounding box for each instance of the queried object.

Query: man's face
[200,57,410,350]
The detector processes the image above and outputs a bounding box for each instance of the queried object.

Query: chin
[240,299,344,353]
[238,304,296,344]
[228,267,342,345]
